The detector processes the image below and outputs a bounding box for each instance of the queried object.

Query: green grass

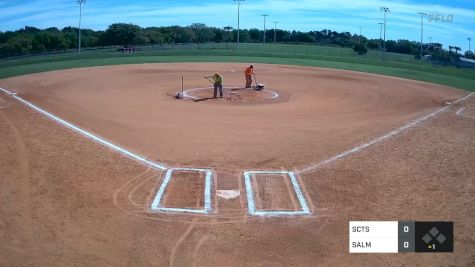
[1,43,474,91]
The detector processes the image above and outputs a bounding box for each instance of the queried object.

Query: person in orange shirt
[244,65,254,88]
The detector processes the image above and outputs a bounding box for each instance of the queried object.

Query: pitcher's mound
[182,87,285,103]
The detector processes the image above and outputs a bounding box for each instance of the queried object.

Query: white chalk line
[150,168,213,214]
[0,87,215,215]
[456,107,475,119]
[0,87,167,171]
[0,96,7,109]
[182,87,279,100]
[0,87,219,215]
[456,107,466,116]
[243,170,311,216]
[3,85,473,217]
[297,92,475,174]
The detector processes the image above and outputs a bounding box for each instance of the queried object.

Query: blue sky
[1,0,474,51]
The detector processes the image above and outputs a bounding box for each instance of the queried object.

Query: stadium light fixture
[234,0,245,48]
[468,37,472,52]
[418,12,428,59]
[261,14,269,44]
[380,7,390,60]
[77,0,86,55]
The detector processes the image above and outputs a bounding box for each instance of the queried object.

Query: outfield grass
[1,43,474,91]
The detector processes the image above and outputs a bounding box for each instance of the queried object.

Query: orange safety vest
[244,67,254,76]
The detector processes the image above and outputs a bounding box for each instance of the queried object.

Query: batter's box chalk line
[150,168,213,214]
[244,171,311,216]
[1,86,473,217]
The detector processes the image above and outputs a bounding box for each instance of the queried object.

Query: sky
[1,0,474,52]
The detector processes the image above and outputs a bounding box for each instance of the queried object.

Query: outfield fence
[1,42,415,62]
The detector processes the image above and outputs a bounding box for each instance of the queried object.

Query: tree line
[0,23,473,60]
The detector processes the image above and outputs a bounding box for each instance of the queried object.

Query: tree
[273,29,288,43]
[454,46,461,55]
[102,23,141,45]
[248,28,261,42]
[33,32,67,50]
[234,29,251,43]
[353,44,367,55]
[430,49,451,64]
[190,23,215,43]
[19,26,40,34]
[2,35,33,54]
[464,50,475,59]
[141,27,164,44]
[0,23,457,58]
[213,28,224,43]
[0,43,15,55]
[366,40,379,50]
[385,40,397,52]
[288,31,315,43]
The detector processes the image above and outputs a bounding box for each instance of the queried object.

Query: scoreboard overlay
[349,221,453,253]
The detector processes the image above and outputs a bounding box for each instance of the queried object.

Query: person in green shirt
[206,73,224,98]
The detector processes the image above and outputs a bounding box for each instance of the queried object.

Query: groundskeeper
[244,65,254,88]
[205,73,224,98]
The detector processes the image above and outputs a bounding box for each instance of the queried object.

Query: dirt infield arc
[0,63,468,217]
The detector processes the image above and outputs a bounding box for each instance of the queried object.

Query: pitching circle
[182,87,279,101]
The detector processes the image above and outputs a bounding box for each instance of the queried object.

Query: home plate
[216,190,240,199]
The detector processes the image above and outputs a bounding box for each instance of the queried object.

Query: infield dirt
[0,63,473,266]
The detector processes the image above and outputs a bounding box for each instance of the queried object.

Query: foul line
[2,84,473,217]
[297,92,475,174]
[0,87,167,171]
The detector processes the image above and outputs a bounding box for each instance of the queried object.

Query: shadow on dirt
[193,97,217,102]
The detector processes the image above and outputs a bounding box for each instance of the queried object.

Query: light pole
[234,0,245,48]
[261,14,268,44]
[77,0,86,55]
[273,21,278,44]
[468,37,472,52]
[358,26,362,44]
[378,22,383,52]
[380,7,390,60]
[417,12,427,59]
